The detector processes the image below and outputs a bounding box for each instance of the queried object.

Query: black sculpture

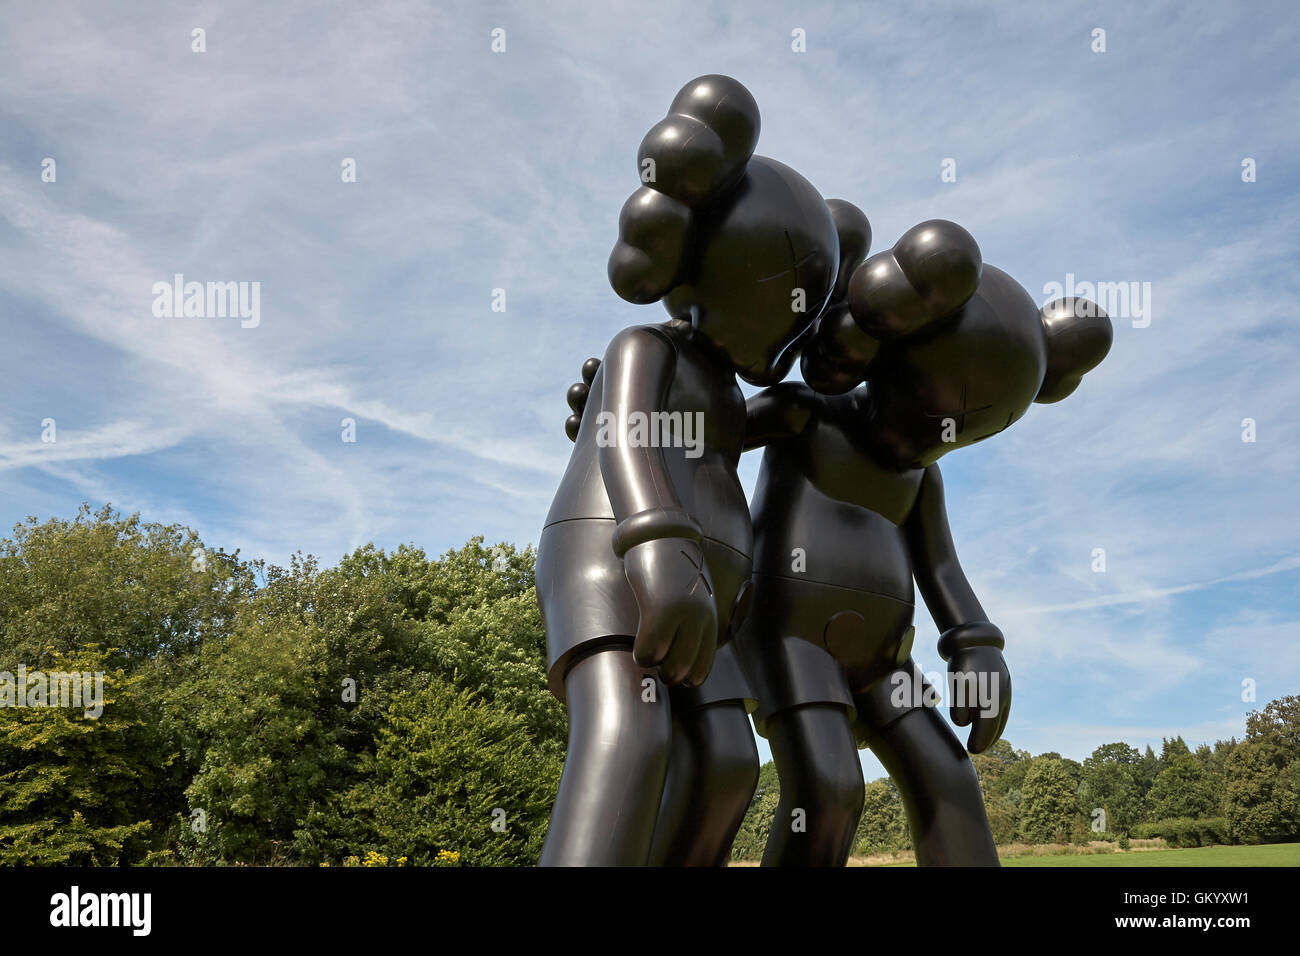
[542,75,1114,867]
[535,75,842,866]
[736,221,1112,865]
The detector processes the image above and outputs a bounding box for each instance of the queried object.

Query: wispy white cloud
[0,420,190,470]
[1012,555,1300,614]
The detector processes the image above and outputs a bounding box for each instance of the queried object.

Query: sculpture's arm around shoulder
[743,381,815,451]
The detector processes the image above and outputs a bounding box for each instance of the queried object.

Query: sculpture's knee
[867,707,997,866]
[695,703,759,804]
[541,647,672,866]
[649,703,758,866]
[936,744,983,799]
[871,705,978,806]
[564,645,673,761]
[786,758,864,827]
[765,752,863,866]
[769,704,864,839]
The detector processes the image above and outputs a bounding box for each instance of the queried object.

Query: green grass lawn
[1001,843,1300,867]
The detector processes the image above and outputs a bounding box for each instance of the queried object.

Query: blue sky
[2,1,1297,778]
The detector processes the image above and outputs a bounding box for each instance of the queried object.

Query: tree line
[734,704,1300,861]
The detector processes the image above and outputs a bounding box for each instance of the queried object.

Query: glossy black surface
[538,74,841,866]
[736,224,1110,864]
[542,79,1113,868]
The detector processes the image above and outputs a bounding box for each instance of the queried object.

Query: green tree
[413,588,566,759]
[1194,740,1234,815]
[0,508,568,867]
[971,738,1023,795]
[0,505,251,667]
[1245,695,1300,752]
[970,738,1025,844]
[1079,742,1142,835]
[1223,739,1296,844]
[180,613,343,863]
[338,679,561,866]
[984,793,1020,845]
[1136,745,1160,792]
[853,778,910,855]
[1019,757,1081,843]
[0,646,154,864]
[172,537,564,865]
[0,505,252,848]
[1147,753,1216,820]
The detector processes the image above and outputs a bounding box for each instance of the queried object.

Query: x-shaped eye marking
[757,230,819,286]
[922,384,995,432]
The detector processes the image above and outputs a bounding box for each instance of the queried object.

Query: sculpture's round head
[607,75,839,385]
[802,220,1113,469]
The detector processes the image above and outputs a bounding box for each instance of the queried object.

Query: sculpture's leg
[760,703,863,866]
[861,703,999,866]
[647,701,759,866]
[539,644,672,866]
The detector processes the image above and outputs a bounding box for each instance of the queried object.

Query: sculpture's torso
[741,384,925,701]
[752,385,922,598]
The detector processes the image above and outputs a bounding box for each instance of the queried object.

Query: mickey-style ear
[1034,298,1113,403]
[847,219,981,339]
[800,309,881,394]
[608,75,760,305]
[803,218,977,395]
[824,199,871,305]
[644,74,760,203]
[608,188,692,304]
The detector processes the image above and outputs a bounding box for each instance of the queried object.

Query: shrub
[1132,817,1229,847]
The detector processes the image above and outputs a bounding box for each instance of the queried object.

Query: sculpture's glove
[621,536,718,687]
[938,621,1011,754]
[565,358,601,441]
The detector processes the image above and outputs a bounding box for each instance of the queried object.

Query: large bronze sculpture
[539,75,1113,866]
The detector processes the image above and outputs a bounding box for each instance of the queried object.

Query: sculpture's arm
[742,381,814,451]
[591,326,718,687]
[904,463,987,631]
[596,326,687,528]
[904,463,1011,753]
[565,355,813,453]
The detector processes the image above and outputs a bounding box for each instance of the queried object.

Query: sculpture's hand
[946,643,1011,754]
[623,536,718,687]
[564,358,601,441]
